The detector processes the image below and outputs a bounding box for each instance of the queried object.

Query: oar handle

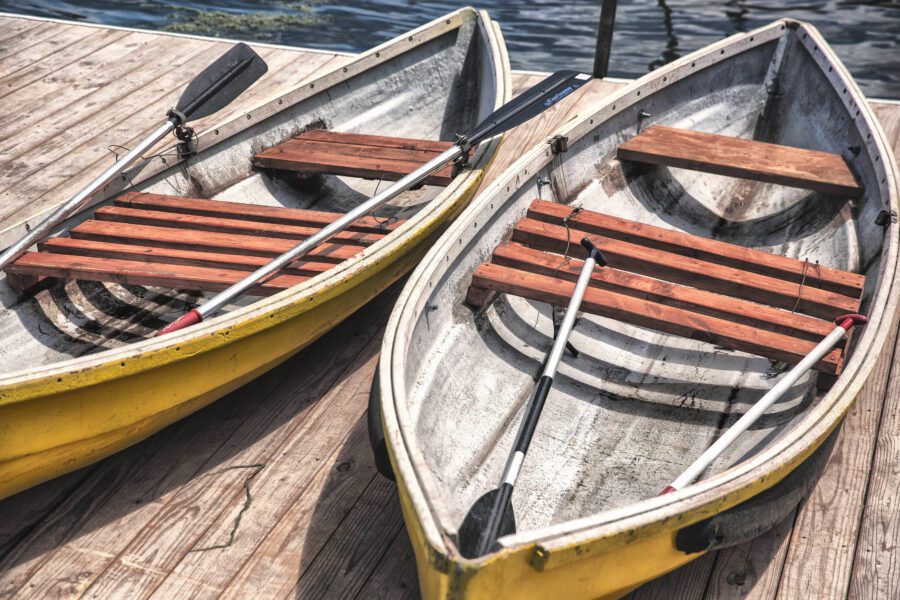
[661,313,866,495]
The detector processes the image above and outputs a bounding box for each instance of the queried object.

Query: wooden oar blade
[457,488,516,558]
[176,42,268,122]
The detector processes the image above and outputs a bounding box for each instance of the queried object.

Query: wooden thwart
[253,129,456,186]
[4,192,401,295]
[617,126,863,198]
[467,200,865,374]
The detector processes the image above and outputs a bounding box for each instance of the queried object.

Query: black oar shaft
[473,238,606,557]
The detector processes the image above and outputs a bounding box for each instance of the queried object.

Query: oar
[661,313,867,495]
[457,238,607,559]
[156,70,593,335]
[0,43,268,272]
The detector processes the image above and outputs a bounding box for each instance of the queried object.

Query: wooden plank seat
[617,125,863,198]
[466,200,866,374]
[4,192,402,295]
[252,129,457,186]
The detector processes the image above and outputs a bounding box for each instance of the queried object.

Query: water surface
[2,1,898,98]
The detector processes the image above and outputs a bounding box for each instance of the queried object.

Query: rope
[552,206,583,278]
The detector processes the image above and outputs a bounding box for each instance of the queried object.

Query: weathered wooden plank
[211,420,377,599]
[471,262,843,372]
[774,329,897,598]
[512,218,861,321]
[0,32,196,137]
[157,372,376,598]
[354,529,420,600]
[116,192,401,233]
[94,206,387,246]
[0,467,97,562]
[78,302,393,599]
[492,241,835,342]
[0,17,46,45]
[286,136,450,164]
[298,129,454,153]
[0,28,129,97]
[6,252,306,295]
[253,145,454,186]
[617,126,863,198]
[70,220,364,263]
[0,23,71,75]
[0,39,230,206]
[702,511,795,599]
[0,289,394,599]
[847,338,900,600]
[527,200,865,297]
[290,476,405,599]
[39,237,333,278]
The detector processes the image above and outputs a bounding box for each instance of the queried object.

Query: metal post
[593,0,619,78]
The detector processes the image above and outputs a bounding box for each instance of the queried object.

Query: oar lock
[165,108,198,158]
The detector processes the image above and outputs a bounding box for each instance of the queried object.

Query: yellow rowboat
[0,8,511,499]
[373,20,898,599]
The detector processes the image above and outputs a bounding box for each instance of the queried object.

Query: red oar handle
[835,313,867,330]
[156,309,203,336]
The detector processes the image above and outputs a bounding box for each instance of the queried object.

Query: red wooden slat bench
[617,126,862,198]
[466,200,865,375]
[4,192,403,295]
[252,129,457,186]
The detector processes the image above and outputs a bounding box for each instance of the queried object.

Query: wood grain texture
[618,125,863,197]
[512,218,861,320]
[847,334,900,600]
[527,199,865,297]
[492,241,836,342]
[471,262,843,372]
[703,511,796,599]
[253,131,455,186]
[116,192,402,233]
[6,251,308,294]
[38,237,334,277]
[774,328,897,599]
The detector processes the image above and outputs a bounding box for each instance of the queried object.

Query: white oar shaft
[195,145,463,319]
[666,322,851,493]
[0,120,175,271]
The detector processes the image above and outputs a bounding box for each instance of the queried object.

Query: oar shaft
[475,239,604,556]
[0,120,175,271]
[664,316,863,494]
[157,144,463,334]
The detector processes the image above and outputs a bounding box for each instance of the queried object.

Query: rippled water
[2,1,898,98]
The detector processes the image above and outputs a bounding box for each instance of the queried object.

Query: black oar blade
[466,70,591,145]
[175,42,268,122]
[457,488,517,559]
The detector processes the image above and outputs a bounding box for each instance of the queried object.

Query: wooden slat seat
[4,192,402,295]
[252,129,456,186]
[617,126,863,198]
[466,200,865,374]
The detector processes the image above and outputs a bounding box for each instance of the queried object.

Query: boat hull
[0,9,511,498]
[377,19,899,600]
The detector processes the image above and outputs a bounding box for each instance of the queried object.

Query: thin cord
[553,206,583,278]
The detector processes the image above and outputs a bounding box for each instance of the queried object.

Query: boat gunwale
[0,7,511,399]
[380,17,900,569]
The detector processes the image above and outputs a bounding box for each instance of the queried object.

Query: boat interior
[395,22,893,550]
[0,13,498,376]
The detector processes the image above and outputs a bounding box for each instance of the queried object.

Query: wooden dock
[1,13,899,599]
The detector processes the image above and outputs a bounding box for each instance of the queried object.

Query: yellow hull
[390,415,837,600]
[0,170,482,499]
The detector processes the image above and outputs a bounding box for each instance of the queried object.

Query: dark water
[2,1,898,98]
